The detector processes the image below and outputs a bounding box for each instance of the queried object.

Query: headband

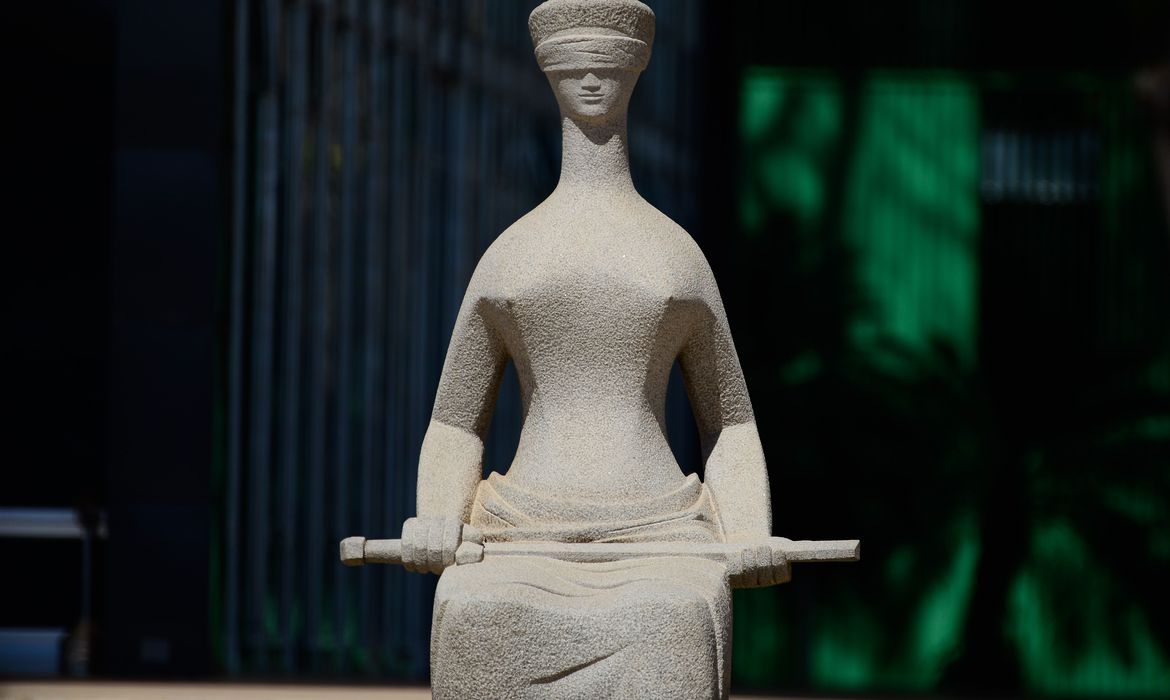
[535,34,650,73]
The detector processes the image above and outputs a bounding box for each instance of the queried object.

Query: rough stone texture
[340,1,857,697]
[528,0,656,52]
[432,556,731,698]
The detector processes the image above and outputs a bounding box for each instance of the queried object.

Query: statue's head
[529,0,655,124]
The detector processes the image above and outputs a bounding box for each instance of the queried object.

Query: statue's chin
[565,105,620,126]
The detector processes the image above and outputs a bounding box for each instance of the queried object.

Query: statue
[341,1,858,697]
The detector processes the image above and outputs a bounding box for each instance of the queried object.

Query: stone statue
[341,1,858,697]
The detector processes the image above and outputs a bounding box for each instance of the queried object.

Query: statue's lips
[578,93,605,101]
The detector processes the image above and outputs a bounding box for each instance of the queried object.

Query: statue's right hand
[400,516,463,575]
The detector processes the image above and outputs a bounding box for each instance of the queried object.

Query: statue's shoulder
[635,200,720,291]
[634,197,702,248]
[463,210,545,295]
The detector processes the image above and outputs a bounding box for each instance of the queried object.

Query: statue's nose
[582,73,602,91]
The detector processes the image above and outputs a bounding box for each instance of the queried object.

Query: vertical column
[332,0,360,672]
[305,0,335,674]
[224,0,250,675]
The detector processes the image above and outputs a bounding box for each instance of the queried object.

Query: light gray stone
[341,1,858,696]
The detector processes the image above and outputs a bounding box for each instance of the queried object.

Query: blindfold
[535,34,650,73]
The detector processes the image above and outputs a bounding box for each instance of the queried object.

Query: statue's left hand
[400,516,464,575]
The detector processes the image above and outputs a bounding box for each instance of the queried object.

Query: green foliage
[733,68,1170,697]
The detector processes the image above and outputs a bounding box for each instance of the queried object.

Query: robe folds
[430,472,733,699]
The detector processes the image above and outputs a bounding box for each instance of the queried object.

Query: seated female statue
[398,2,783,697]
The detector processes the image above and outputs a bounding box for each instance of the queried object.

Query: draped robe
[430,472,732,699]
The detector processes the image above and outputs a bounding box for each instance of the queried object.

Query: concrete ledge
[0,683,430,699]
[0,681,819,699]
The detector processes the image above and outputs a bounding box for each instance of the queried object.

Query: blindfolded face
[547,68,639,124]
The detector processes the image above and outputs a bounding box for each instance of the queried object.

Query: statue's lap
[430,555,731,699]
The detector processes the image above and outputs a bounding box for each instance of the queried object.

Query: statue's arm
[416,277,507,523]
[679,285,772,540]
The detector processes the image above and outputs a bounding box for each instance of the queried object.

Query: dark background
[4,0,1169,695]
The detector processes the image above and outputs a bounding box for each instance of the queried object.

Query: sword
[340,528,859,588]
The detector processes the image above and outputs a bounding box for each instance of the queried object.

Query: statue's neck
[556,115,635,196]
